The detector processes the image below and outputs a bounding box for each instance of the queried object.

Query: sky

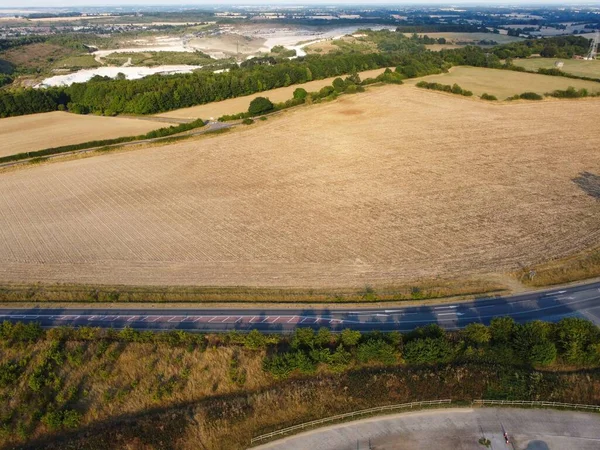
[0,0,594,7]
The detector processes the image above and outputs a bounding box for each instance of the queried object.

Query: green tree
[291,328,315,349]
[462,323,491,346]
[314,327,332,347]
[293,88,308,100]
[490,317,516,344]
[530,341,557,366]
[248,97,274,116]
[244,329,267,350]
[340,329,361,347]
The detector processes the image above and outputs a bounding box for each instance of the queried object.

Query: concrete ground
[253,408,600,450]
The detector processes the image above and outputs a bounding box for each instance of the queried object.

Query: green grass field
[512,57,600,79]
[53,54,100,70]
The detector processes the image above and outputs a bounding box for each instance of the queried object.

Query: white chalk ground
[37,24,397,87]
[254,408,600,450]
[37,65,203,87]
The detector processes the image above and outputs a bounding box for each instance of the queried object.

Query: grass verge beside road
[0,278,503,304]
[518,247,600,287]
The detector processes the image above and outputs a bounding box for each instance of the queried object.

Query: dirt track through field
[0,86,599,288]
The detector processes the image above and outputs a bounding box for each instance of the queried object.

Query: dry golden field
[405,66,600,98]
[512,57,600,79]
[157,67,388,120]
[0,85,599,288]
[0,111,166,157]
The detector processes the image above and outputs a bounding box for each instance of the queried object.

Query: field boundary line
[249,399,452,445]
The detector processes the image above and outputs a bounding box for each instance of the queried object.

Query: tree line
[0,31,505,119]
[262,317,600,379]
[2,316,599,380]
[0,34,593,120]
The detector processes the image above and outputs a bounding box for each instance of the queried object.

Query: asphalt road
[1,281,599,333]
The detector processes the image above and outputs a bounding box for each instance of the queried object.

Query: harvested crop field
[157,68,388,120]
[405,66,600,98]
[0,86,599,288]
[0,111,166,157]
[512,57,600,79]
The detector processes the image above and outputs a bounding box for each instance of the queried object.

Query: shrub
[530,341,557,366]
[403,337,452,364]
[462,323,491,346]
[293,88,308,100]
[548,86,589,98]
[519,92,543,100]
[490,317,516,344]
[481,93,498,101]
[340,329,361,347]
[244,329,268,350]
[242,118,254,125]
[248,97,274,116]
[356,339,397,365]
[291,328,315,349]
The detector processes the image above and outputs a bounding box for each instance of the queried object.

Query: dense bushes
[480,93,497,101]
[507,92,544,101]
[547,86,593,99]
[415,81,473,97]
[261,317,600,379]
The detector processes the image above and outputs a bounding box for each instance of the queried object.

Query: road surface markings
[434,306,457,309]
[221,316,230,323]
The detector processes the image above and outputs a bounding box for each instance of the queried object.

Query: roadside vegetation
[0,278,503,304]
[0,317,598,449]
[518,247,600,287]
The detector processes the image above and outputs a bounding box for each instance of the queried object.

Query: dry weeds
[0,112,165,157]
[0,86,599,288]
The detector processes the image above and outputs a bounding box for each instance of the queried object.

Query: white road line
[261,317,269,323]
[287,316,296,323]
[434,306,457,310]
[193,317,202,322]
[208,317,217,323]
[221,316,230,323]
[249,316,256,323]
[127,316,137,322]
[300,317,307,324]
[235,317,242,323]
[437,312,457,316]
[272,316,280,323]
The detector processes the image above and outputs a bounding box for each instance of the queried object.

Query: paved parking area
[253,408,600,450]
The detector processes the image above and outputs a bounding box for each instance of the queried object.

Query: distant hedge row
[415,81,473,97]
[0,118,205,165]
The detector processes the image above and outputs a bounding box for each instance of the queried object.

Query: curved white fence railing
[250,398,600,446]
[250,399,452,444]
[473,399,600,411]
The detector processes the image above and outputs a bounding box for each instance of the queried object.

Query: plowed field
[0,86,598,288]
